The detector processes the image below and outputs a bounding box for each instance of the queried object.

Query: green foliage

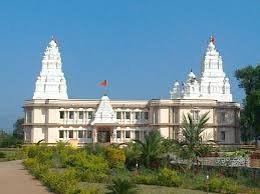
[0,129,23,148]
[209,176,240,194]
[134,173,158,185]
[189,174,207,191]
[27,145,53,165]
[0,151,6,158]
[106,178,137,194]
[0,118,24,148]
[124,142,141,169]
[79,186,101,194]
[235,65,260,144]
[105,147,126,168]
[21,144,258,194]
[134,130,163,168]
[13,118,24,140]
[181,112,209,147]
[23,158,50,179]
[85,143,106,155]
[157,168,182,187]
[42,168,80,194]
[60,149,109,182]
[174,112,212,167]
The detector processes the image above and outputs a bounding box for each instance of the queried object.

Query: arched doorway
[97,127,112,143]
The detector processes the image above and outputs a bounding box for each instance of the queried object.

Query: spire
[91,95,117,125]
[201,35,224,77]
[207,35,216,51]
[199,36,232,102]
[209,35,215,44]
[33,39,68,99]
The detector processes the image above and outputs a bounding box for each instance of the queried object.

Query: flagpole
[100,80,108,96]
[104,85,107,96]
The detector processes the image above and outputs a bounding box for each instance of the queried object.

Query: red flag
[100,80,107,87]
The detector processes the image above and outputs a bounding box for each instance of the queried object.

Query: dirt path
[0,160,51,194]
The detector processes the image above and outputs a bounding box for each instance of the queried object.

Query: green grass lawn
[79,182,216,194]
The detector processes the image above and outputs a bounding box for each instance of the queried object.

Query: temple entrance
[97,129,111,143]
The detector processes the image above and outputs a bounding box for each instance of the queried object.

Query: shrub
[0,151,6,158]
[14,147,30,160]
[65,152,109,182]
[27,145,53,165]
[42,168,79,194]
[157,168,182,187]
[221,178,240,194]
[23,158,49,179]
[105,147,126,168]
[79,187,101,194]
[85,143,105,155]
[189,174,207,191]
[208,176,222,192]
[209,176,240,194]
[134,174,158,185]
[106,178,137,194]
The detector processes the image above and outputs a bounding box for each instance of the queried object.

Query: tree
[134,130,163,168]
[176,112,212,167]
[13,118,24,140]
[235,65,260,145]
[0,129,22,148]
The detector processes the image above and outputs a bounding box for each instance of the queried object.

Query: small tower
[170,80,182,99]
[33,38,68,99]
[183,70,200,98]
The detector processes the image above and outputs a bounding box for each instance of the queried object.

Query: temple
[170,36,232,102]
[23,37,240,145]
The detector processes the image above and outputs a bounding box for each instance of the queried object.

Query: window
[87,131,92,138]
[26,110,32,123]
[192,110,199,122]
[135,112,140,120]
[126,131,131,138]
[144,112,149,120]
[59,130,64,138]
[135,131,140,139]
[69,111,74,119]
[79,111,84,119]
[88,111,93,119]
[69,130,73,138]
[126,112,130,119]
[116,112,121,119]
[78,131,83,138]
[220,112,226,123]
[60,111,64,119]
[117,131,121,138]
[220,131,225,141]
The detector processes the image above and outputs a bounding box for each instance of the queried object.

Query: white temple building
[170,36,232,102]
[23,37,240,145]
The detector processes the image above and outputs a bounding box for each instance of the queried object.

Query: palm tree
[134,130,163,168]
[179,112,211,165]
[106,178,137,194]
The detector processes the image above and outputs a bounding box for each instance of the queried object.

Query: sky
[0,0,259,132]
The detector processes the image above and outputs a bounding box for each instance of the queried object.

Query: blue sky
[0,1,260,131]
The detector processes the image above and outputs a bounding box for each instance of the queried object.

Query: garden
[1,112,259,194]
[20,140,259,194]
[19,113,259,194]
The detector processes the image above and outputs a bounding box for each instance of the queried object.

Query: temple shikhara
[23,37,240,145]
